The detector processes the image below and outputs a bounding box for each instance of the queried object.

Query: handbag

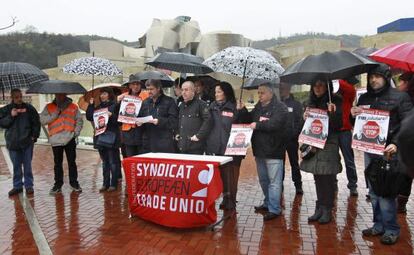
[299,144,317,160]
[96,131,116,148]
[364,158,400,198]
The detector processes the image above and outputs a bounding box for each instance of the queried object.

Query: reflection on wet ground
[0,146,413,254]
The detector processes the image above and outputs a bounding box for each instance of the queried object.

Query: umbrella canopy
[243,78,280,90]
[203,46,285,80]
[0,62,49,90]
[369,42,414,72]
[77,83,126,111]
[145,52,213,74]
[63,57,123,76]
[134,70,175,87]
[26,80,87,94]
[352,47,378,57]
[280,50,379,84]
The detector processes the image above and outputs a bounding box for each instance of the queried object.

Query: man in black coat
[280,82,304,195]
[351,64,413,245]
[240,83,288,221]
[139,79,178,153]
[0,89,40,196]
[177,81,211,154]
[398,109,414,176]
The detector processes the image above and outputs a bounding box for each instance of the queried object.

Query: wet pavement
[1,145,414,254]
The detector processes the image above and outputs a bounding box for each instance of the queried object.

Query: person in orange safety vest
[40,93,83,195]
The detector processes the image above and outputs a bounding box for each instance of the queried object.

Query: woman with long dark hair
[205,81,243,210]
[301,79,343,224]
[86,88,121,192]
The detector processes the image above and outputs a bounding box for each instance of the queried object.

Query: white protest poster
[298,108,329,149]
[118,95,142,124]
[356,88,367,103]
[352,109,390,155]
[136,116,154,124]
[93,108,109,136]
[224,124,253,156]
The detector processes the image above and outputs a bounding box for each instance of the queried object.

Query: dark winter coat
[177,98,212,154]
[241,97,289,159]
[300,91,343,175]
[86,100,121,149]
[281,94,304,139]
[139,94,178,153]
[0,102,40,150]
[205,101,241,155]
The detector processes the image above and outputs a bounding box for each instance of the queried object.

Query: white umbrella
[203,46,284,99]
[204,46,284,80]
[63,57,122,88]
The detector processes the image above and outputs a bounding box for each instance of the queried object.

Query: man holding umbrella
[40,93,83,194]
[351,64,413,245]
[239,83,289,221]
[0,89,40,196]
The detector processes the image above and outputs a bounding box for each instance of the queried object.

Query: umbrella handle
[239,59,249,102]
[327,79,332,104]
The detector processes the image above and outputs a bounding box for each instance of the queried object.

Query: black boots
[308,202,332,224]
[318,206,332,224]
[308,202,322,222]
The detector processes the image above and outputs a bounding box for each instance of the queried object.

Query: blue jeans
[255,158,284,214]
[338,130,358,190]
[9,143,34,189]
[365,152,400,236]
[98,148,119,188]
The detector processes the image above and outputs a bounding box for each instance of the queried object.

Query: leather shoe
[254,204,268,212]
[263,212,279,221]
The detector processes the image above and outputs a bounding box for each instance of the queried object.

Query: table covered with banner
[122,153,232,228]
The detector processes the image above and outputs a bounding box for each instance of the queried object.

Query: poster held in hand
[298,108,329,149]
[352,108,389,155]
[118,95,142,124]
[93,108,109,136]
[225,124,253,156]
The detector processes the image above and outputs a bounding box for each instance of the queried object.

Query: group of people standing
[1,65,414,245]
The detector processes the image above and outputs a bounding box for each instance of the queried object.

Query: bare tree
[0,17,18,31]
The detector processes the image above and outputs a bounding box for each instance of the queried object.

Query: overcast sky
[1,0,413,41]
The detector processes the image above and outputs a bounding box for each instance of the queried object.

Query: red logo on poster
[311,119,323,134]
[363,121,380,139]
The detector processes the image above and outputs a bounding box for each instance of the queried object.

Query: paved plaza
[1,145,414,254]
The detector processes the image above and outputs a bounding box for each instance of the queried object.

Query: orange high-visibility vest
[121,91,149,131]
[47,103,78,136]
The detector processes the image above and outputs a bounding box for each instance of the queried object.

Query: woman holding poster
[301,79,343,224]
[205,81,244,210]
[86,88,120,192]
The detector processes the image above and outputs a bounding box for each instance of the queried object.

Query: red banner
[122,157,223,228]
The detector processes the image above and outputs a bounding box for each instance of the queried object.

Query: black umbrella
[0,62,49,99]
[26,80,87,94]
[352,47,378,57]
[280,50,379,84]
[134,70,175,87]
[145,52,213,74]
[243,78,280,90]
